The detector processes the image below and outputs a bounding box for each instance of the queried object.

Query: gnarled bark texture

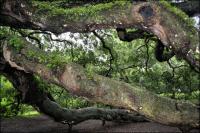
[0,0,199,72]
[1,37,199,129]
[0,0,199,130]
[0,57,146,125]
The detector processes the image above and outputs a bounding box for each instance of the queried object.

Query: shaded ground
[1,115,199,133]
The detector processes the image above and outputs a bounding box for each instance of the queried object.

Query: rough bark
[1,37,199,129]
[0,0,200,130]
[0,55,146,126]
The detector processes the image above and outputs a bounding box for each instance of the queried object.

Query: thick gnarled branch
[1,38,199,129]
[0,1,199,71]
[0,59,146,127]
[0,1,200,131]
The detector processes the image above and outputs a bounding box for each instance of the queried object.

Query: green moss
[33,1,131,23]
[158,0,199,56]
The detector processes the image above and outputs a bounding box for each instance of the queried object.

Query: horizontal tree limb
[0,1,199,72]
[1,38,199,129]
[0,60,146,126]
[40,98,146,124]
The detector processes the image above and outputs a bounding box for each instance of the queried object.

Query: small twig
[58,90,64,97]
[67,123,73,133]
[136,44,146,51]
[167,60,188,77]
[16,30,43,49]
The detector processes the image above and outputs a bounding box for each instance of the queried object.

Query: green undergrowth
[16,105,40,117]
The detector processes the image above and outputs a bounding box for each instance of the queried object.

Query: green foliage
[48,84,92,109]
[0,27,10,37]
[85,63,95,79]
[0,27,24,52]
[0,76,17,117]
[27,48,70,69]
[8,35,24,51]
[0,75,39,117]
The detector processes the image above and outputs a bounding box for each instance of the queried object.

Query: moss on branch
[33,1,131,24]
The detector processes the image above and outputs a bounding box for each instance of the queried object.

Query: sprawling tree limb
[21,0,200,17]
[60,0,200,17]
[0,0,199,130]
[1,37,199,129]
[0,54,146,126]
[0,0,199,72]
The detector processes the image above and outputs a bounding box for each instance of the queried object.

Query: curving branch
[0,58,146,129]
